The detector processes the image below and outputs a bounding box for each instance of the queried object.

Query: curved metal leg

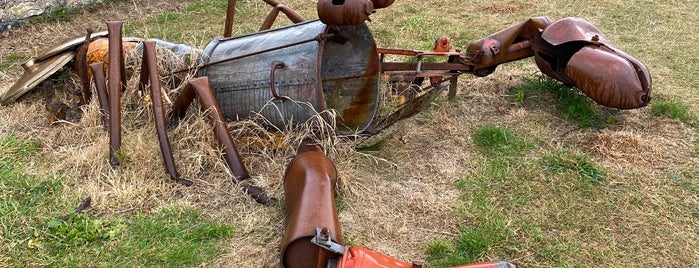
[140,40,193,187]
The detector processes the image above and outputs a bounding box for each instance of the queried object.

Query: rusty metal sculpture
[3,0,653,265]
[281,139,522,268]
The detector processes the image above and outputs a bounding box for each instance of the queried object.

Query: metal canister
[199,20,380,134]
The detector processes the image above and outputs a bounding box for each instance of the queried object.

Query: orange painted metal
[281,139,342,268]
[336,246,414,268]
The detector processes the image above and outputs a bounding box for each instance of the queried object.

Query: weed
[44,214,120,251]
[471,125,533,157]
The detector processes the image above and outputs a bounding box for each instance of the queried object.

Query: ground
[0,0,697,267]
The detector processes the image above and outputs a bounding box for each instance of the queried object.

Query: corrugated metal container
[198,20,380,134]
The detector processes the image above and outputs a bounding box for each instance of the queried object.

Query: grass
[510,76,615,128]
[1,0,698,267]
[471,125,533,157]
[0,134,234,267]
[650,97,697,125]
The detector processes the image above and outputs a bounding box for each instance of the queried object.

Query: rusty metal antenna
[224,0,236,38]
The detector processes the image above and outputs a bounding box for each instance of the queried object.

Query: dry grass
[1,0,698,267]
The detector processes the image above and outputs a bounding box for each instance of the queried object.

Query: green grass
[0,134,234,267]
[510,76,615,128]
[650,97,697,125]
[428,127,611,267]
[539,150,606,184]
[471,125,533,157]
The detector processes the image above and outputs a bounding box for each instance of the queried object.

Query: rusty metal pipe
[141,40,194,187]
[261,0,305,26]
[89,62,110,131]
[281,139,342,268]
[106,21,124,167]
[224,0,237,37]
[76,29,93,105]
[187,77,275,205]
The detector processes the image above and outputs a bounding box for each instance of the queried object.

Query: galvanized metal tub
[198,20,380,134]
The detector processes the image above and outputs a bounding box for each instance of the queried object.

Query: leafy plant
[44,214,120,250]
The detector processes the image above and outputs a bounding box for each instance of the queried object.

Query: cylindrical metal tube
[106,21,124,167]
[281,139,342,268]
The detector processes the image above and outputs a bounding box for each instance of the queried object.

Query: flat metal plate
[2,51,74,104]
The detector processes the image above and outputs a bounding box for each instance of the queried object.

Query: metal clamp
[310,227,347,255]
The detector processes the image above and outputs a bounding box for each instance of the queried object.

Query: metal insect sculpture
[3,0,651,266]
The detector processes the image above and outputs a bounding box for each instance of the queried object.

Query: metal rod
[76,29,93,105]
[187,77,275,205]
[89,62,110,131]
[106,21,124,167]
[142,40,193,187]
[224,0,237,37]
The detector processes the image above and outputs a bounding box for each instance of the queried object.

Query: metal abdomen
[199,20,380,134]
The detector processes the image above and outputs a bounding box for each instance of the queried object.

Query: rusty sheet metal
[281,140,342,268]
[317,0,374,25]
[533,17,651,109]
[1,51,74,105]
[199,20,379,134]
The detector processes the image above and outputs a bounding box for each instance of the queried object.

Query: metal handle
[270,61,289,100]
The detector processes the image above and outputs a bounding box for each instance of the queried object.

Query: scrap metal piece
[317,0,374,26]
[179,77,276,205]
[281,139,342,268]
[141,40,193,187]
[2,31,109,105]
[199,20,380,134]
[107,21,125,168]
[1,52,74,105]
[532,17,651,109]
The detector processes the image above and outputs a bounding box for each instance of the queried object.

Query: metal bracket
[310,227,347,255]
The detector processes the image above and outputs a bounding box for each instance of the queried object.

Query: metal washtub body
[198,20,380,134]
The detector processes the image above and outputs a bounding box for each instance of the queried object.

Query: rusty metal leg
[260,0,305,31]
[224,0,237,37]
[170,82,196,124]
[281,138,342,268]
[447,75,458,100]
[76,29,93,105]
[141,40,194,187]
[187,77,275,205]
[89,62,110,131]
[106,21,124,167]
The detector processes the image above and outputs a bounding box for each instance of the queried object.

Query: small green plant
[471,125,533,156]
[511,76,614,128]
[539,150,605,183]
[44,214,120,250]
[650,98,696,125]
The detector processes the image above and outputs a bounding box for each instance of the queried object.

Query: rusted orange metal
[106,21,124,168]
[317,0,374,26]
[531,17,651,109]
[281,139,342,268]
